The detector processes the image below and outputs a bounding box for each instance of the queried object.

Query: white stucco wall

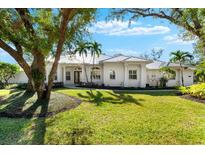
[63,66,76,84]
[103,62,125,87]
[124,63,141,87]
[9,71,28,83]
[103,62,147,88]
[45,62,63,82]
[182,69,194,86]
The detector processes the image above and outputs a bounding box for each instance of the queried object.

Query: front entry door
[74,71,81,84]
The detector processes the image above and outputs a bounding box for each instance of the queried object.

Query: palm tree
[88,41,102,85]
[74,41,90,84]
[170,50,193,86]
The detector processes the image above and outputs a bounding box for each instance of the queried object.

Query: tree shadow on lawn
[27,99,49,145]
[0,91,35,117]
[0,90,85,145]
[0,91,49,144]
[77,90,143,106]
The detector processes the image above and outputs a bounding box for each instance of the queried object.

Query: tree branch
[47,9,75,95]
[13,41,23,54]
[0,39,32,79]
[114,8,199,38]
[15,8,36,37]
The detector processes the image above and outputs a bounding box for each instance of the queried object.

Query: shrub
[16,83,27,90]
[159,77,168,88]
[179,83,205,99]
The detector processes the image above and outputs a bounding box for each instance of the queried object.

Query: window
[110,70,116,79]
[54,73,57,81]
[129,70,137,80]
[91,67,101,80]
[151,74,156,78]
[66,71,71,81]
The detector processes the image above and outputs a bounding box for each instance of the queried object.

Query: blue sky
[0,8,195,63]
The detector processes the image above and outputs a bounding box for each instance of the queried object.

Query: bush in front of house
[179,83,205,99]
[159,77,168,88]
[16,83,28,90]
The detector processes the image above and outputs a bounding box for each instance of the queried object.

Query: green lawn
[0,89,205,144]
[0,89,10,96]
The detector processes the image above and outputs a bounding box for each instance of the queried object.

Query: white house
[9,53,195,87]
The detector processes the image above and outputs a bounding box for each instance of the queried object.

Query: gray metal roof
[146,61,165,69]
[102,55,150,63]
[146,61,195,70]
[102,55,129,62]
[125,56,150,62]
[48,53,111,65]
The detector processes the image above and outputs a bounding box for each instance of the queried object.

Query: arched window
[91,67,101,80]
[110,70,116,79]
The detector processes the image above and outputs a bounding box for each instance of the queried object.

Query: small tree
[0,62,19,88]
[170,50,193,86]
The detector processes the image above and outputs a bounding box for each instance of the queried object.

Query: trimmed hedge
[179,83,205,99]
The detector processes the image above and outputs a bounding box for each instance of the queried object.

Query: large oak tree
[0,8,96,100]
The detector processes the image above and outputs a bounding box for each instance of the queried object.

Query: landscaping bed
[181,95,205,104]
[0,90,81,118]
[179,83,205,104]
[76,84,176,90]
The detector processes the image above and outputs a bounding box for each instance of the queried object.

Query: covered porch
[61,64,84,86]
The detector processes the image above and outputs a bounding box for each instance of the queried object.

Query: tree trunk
[26,79,35,93]
[31,52,46,101]
[45,9,74,101]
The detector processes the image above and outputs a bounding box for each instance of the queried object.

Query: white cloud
[164,34,195,45]
[90,20,170,36]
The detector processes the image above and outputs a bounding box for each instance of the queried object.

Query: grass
[1,89,205,144]
[0,89,10,96]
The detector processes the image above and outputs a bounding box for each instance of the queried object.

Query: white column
[81,64,86,82]
[124,63,128,87]
[140,63,146,88]
[63,66,66,84]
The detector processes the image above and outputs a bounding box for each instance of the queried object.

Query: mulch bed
[180,94,205,104]
[0,92,82,119]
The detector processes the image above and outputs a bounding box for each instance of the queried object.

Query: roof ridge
[122,56,132,61]
[130,55,149,61]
